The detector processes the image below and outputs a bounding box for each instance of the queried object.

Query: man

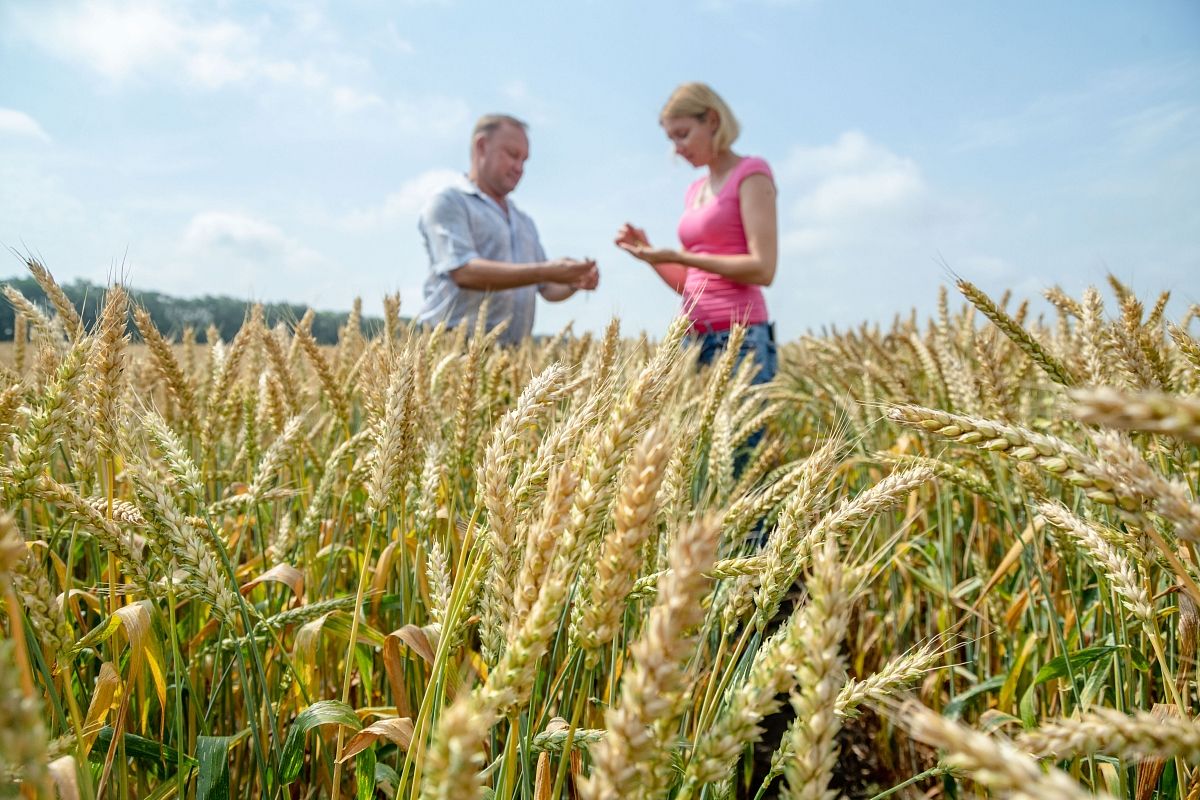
[415,114,599,344]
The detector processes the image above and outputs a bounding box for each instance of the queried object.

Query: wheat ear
[1018,706,1200,763]
[580,516,720,800]
[904,703,1102,800]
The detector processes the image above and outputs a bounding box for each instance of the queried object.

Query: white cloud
[174,210,332,299]
[10,1,381,113]
[338,169,461,231]
[0,108,51,142]
[14,2,237,83]
[766,130,1015,337]
[780,130,928,248]
[183,212,297,256]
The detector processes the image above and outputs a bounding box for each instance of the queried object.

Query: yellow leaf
[82,662,121,756]
[241,563,305,600]
[336,716,415,762]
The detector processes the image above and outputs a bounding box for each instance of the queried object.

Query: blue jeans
[689,321,778,386]
[689,321,777,451]
[690,322,778,549]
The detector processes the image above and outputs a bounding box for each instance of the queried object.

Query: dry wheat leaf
[82,661,121,755]
[387,623,439,665]
[73,601,167,715]
[336,716,415,762]
[240,562,304,599]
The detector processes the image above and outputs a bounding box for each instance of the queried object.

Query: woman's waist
[687,317,772,335]
[683,276,766,303]
[684,296,769,329]
[682,267,765,291]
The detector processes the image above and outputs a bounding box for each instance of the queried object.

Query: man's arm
[450,258,550,290]
[539,282,576,302]
[451,257,596,291]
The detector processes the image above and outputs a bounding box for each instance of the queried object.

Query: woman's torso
[677,155,774,330]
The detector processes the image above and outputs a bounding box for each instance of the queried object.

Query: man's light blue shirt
[415,175,546,345]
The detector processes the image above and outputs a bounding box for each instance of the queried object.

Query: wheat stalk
[581,515,720,800]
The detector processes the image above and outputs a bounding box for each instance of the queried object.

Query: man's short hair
[472,113,528,141]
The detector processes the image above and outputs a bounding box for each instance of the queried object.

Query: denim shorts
[688,321,778,385]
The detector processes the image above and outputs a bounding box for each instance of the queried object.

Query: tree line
[1,276,385,344]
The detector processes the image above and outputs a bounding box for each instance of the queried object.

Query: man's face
[475,122,529,197]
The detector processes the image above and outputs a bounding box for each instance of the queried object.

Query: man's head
[469,114,529,200]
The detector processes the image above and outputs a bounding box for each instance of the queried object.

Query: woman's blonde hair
[660,82,740,151]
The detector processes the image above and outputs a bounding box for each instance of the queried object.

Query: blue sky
[1,0,1197,340]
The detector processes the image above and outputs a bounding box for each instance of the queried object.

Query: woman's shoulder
[735,155,774,182]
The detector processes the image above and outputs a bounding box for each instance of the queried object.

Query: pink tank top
[677,156,773,330]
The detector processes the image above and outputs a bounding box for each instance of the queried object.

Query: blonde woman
[616,82,778,391]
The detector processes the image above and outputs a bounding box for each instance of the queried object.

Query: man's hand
[544,257,598,287]
[539,258,598,301]
[572,262,599,290]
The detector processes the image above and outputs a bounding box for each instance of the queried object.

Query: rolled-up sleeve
[420,191,481,275]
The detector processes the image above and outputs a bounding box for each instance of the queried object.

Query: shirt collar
[455,173,481,195]
[457,173,519,217]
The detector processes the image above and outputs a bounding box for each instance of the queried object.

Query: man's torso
[415,178,544,345]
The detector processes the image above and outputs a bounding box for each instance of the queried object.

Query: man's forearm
[450,258,547,291]
[539,282,576,302]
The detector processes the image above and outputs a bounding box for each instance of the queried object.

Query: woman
[615,81,778,386]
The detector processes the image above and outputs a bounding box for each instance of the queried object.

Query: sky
[1,0,1198,341]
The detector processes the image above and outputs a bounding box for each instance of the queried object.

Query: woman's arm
[649,262,688,294]
[620,175,778,287]
[615,223,687,294]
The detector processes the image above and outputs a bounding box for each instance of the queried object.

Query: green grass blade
[280,700,362,785]
[196,735,233,800]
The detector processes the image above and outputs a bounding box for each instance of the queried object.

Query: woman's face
[662,112,718,167]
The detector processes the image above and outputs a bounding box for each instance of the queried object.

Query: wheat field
[1,262,1199,799]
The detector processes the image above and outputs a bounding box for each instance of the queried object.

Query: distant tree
[0,276,387,344]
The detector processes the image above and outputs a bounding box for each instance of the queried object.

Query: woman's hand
[619,244,679,264]
[615,222,679,264]
[614,222,650,249]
